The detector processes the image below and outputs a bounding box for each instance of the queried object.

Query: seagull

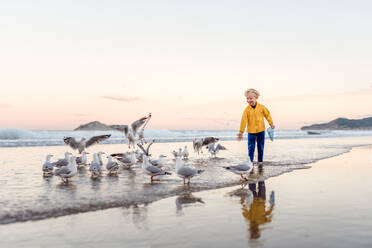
[141,155,171,183]
[113,113,152,149]
[181,146,189,160]
[89,153,102,178]
[42,154,54,176]
[63,134,111,154]
[223,159,253,181]
[172,148,182,158]
[52,152,71,167]
[175,156,204,184]
[115,151,136,168]
[96,151,105,168]
[202,137,219,146]
[208,143,227,158]
[76,151,89,168]
[193,137,219,154]
[150,154,167,167]
[106,155,119,175]
[137,139,155,157]
[53,156,78,183]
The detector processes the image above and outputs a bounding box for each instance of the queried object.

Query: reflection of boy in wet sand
[242,181,274,239]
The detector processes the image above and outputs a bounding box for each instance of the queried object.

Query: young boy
[237,88,275,166]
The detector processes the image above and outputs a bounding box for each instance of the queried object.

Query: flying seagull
[113,113,152,149]
[63,134,111,154]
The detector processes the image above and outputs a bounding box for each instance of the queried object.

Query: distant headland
[301,117,372,130]
[74,121,122,131]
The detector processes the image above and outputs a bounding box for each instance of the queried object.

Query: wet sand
[1,146,371,247]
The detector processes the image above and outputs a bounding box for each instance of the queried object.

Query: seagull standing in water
[223,159,253,181]
[172,148,182,158]
[42,154,54,176]
[150,154,167,167]
[63,134,111,154]
[89,153,102,178]
[182,146,189,160]
[141,155,171,183]
[113,113,152,149]
[193,137,219,154]
[52,152,71,167]
[208,143,227,158]
[54,156,78,183]
[175,157,204,184]
[76,151,89,168]
[115,151,136,168]
[106,155,119,175]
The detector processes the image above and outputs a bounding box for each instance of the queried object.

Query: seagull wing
[216,144,227,150]
[145,139,155,155]
[131,116,148,134]
[85,134,111,148]
[63,137,80,150]
[54,166,71,175]
[137,143,147,154]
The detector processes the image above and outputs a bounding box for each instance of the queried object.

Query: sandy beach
[1,144,371,247]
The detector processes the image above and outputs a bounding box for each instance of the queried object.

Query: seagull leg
[188,178,191,184]
[183,178,186,184]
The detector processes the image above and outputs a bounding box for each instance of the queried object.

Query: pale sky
[1,0,371,130]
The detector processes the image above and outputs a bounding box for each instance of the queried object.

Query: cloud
[102,95,140,102]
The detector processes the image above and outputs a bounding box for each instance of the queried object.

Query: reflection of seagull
[175,157,204,184]
[54,156,78,183]
[114,113,152,149]
[106,155,119,175]
[42,154,54,176]
[223,159,253,181]
[52,152,71,167]
[141,155,171,183]
[63,134,111,154]
[176,194,205,213]
[208,143,227,158]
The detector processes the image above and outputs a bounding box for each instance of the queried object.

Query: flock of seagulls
[42,114,254,185]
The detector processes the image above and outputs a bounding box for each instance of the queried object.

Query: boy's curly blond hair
[244,88,260,98]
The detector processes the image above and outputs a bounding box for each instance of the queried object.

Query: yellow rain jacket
[239,102,273,134]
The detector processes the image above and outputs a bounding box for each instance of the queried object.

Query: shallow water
[1,147,372,248]
[0,136,371,224]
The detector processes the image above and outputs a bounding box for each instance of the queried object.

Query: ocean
[0,128,372,225]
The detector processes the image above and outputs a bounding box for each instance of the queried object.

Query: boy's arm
[263,106,274,128]
[239,108,248,133]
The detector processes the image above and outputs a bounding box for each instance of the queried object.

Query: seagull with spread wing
[63,134,111,154]
[114,113,151,149]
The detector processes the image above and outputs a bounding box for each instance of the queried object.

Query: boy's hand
[237,132,243,141]
[271,124,275,129]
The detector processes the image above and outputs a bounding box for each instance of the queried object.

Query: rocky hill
[74,121,117,131]
[301,117,372,130]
